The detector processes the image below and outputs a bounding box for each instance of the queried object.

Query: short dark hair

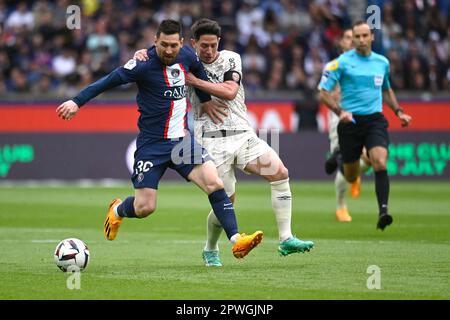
[341,27,353,38]
[156,20,182,38]
[352,20,374,33]
[191,18,221,41]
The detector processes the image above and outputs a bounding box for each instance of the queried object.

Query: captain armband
[223,70,241,85]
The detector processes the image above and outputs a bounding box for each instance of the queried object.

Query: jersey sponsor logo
[206,70,221,82]
[325,60,339,71]
[124,59,137,70]
[163,85,186,99]
[229,57,236,70]
[374,75,384,86]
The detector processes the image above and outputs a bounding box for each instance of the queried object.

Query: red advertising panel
[318,101,450,132]
[1,100,448,133]
[246,102,296,132]
[0,102,296,132]
[0,105,139,133]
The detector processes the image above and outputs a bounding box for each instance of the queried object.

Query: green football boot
[278,236,314,256]
[202,250,223,267]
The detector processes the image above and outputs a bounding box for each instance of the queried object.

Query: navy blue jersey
[73,46,211,139]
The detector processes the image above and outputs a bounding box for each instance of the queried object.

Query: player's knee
[134,202,156,218]
[371,157,387,171]
[205,177,224,194]
[344,172,359,183]
[278,165,289,180]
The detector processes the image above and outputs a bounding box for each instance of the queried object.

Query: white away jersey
[188,50,253,135]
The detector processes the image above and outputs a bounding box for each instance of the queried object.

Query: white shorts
[202,131,272,196]
[329,111,340,152]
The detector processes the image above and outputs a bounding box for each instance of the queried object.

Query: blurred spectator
[7,68,29,92]
[5,2,34,30]
[236,0,265,46]
[52,48,76,78]
[0,0,447,95]
[242,36,266,74]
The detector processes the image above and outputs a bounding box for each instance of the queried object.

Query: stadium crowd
[0,0,449,96]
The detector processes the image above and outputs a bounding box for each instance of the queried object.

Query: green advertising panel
[0,144,34,178]
[387,142,450,177]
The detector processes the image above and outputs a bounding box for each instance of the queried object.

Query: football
[54,238,90,272]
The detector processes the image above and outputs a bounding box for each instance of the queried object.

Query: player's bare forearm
[383,88,412,127]
[319,89,342,116]
[319,89,353,123]
[186,73,238,100]
[383,88,401,113]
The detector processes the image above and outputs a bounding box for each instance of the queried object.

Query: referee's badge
[374,75,383,86]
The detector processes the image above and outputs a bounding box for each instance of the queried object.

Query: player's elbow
[221,82,239,100]
[223,90,237,100]
[318,90,328,103]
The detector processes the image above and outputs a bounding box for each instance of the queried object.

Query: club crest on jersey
[124,59,137,70]
[171,69,180,78]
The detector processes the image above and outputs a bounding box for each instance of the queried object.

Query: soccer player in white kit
[319,28,372,222]
[135,18,314,266]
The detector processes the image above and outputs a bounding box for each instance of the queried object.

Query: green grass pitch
[0,181,449,300]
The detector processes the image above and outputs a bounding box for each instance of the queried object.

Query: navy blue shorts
[337,112,389,163]
[131,134,213,189]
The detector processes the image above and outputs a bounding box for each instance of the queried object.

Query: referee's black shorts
[337,112,389,164]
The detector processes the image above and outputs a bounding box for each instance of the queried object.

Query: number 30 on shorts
[135,160,153,174]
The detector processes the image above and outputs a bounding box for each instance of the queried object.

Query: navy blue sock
[117,197,138,218]
[208,189,238,239]
[374,170,389,215]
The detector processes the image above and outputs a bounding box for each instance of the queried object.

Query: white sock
[335,171,347,209]
[270,178,293,242]
[230,233,240,244]
[113,205,120,218]
[359,158,371,173]
[204,210,223,251]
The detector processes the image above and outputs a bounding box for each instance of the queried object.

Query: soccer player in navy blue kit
[319,21,412,230]
[56,20,263,259]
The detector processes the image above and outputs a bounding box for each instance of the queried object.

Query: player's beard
[162,55,176,65]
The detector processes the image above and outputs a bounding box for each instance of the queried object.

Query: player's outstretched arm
[382,88,412,127]
[56,70,129,121]
[56,100,79,121]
